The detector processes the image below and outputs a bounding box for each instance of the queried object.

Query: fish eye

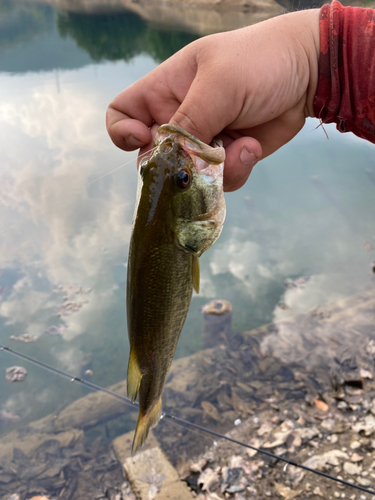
[139,157,150,178]
[175,169,192,189]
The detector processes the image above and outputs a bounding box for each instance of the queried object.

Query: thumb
[169,73,238,145]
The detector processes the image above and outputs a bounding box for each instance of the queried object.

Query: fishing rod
[1,343,375,497]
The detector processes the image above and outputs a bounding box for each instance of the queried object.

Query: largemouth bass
[127,124,226,454]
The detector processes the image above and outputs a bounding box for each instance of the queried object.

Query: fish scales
[126,124,226,454]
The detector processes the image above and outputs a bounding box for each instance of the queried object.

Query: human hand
[106,9,319,192]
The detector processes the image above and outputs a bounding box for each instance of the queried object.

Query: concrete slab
[123,446,194,500]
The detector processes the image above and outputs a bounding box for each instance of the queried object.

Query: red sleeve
[313,0,375,143]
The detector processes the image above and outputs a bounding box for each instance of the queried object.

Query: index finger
[106,47,198,151]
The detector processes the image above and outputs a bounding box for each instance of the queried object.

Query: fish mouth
[155,124,226,171]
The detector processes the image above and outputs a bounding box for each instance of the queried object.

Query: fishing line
[0,146,156,236]
[164,414,375,495]
[0,344,136,411]
[0,217,29,235]
[161,409,220,446]
[86,147,155,186]
[1,344,375,496]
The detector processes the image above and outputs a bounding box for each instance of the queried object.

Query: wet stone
[357,477,372,487]
[350,453,364,462]
[350,440,361,450]
[343,462,362,475]
[0,472,15,483]
[321,418,336,431]
[0,433,126,500]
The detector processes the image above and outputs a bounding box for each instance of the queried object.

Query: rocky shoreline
[25,0,285,35]
[1,288,375,499]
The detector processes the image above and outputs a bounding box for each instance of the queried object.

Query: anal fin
[127,348,142,402]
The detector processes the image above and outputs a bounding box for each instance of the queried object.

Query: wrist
[277,9,320,119]
[301,9,320,118]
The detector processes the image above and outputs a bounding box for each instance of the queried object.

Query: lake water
[0,0,375,494]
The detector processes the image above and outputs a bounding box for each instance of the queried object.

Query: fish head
[137,124,226,257]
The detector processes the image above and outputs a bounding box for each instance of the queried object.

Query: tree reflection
[275,0,324,9]
[57,10,199,63]
[145,27,199,62]
[0,0,53,51]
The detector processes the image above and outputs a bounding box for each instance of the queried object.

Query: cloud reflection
[0,62,374,430]
[0,73,136,345]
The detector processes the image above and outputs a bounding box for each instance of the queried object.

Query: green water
[0,0,374,438]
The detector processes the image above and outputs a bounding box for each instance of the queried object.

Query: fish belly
[127,239,193,453]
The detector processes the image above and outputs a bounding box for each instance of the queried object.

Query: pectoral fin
[192,255,200,294]
[127,348,142,402]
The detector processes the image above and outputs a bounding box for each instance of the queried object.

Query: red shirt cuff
[313,0,375,144]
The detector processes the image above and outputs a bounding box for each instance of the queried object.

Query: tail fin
[132,396,162,455]
[127,348,142,401]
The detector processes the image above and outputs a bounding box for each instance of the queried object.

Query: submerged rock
[9,333,37,343]
[44,325,65,336]
[284,276,310,289]
[5,366,27,383]
[0,409,20,423]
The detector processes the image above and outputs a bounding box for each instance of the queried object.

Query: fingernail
[240,147,258,167]
[127,134,142,147]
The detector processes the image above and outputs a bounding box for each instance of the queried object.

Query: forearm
[313,0,375,143]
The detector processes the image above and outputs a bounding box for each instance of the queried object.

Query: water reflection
[57,10,199,63]
[276,0,325,10]
[0,0,375,497]
[0,1,53,50]
[0,0,199,73]
[0,63,138,431]
[0,0,91,72]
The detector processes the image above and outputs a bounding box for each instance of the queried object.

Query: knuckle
[172,104,209,142]
[173,110,200,136]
